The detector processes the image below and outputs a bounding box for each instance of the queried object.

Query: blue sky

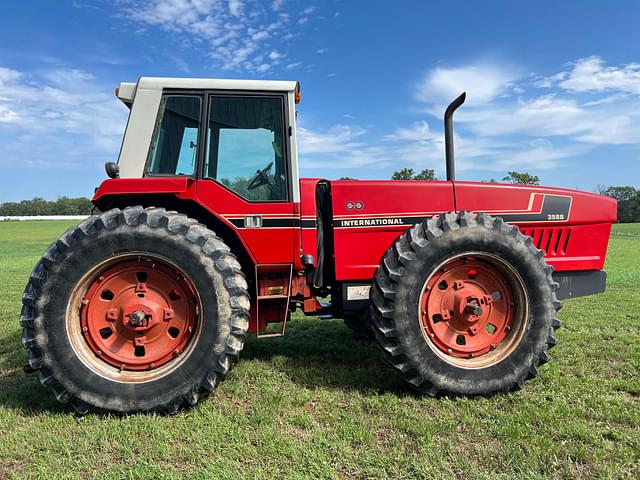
[1,0,639,201]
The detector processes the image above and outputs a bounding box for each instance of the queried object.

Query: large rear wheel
[370,212,561,396]
[21,207,250,414]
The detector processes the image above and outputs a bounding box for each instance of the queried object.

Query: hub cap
[75,256,199,373]
[418,252,528,369]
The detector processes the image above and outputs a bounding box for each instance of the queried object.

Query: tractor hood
[453,181,617,226]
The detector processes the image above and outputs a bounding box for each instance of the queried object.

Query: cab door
[195,92,297,264]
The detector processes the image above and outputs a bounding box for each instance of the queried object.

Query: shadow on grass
[0,332,65,415]
[240,318,413,396]
[0,318,413,414]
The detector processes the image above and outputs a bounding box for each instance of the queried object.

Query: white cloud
[298,125,367,155]
[416,63,520,105]
[0,104,19,123]
[317,47,328,54]
[491,140,586,170]
[385,120,439,142]
[0,66,127,169]
[42,68,95,87]
[298,124,395,171]
[228,0,243,17]
[122,0,316,73]
[459,95,589,138]
[0,67,22,86]
[557,56,640,94]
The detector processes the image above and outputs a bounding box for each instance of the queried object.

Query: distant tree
[392,168,436,180]
[502,171,540,185]
[481,179,497,183]
[0,197,93,216]
[392,168,415,180]
[412,169,436,180]
[598,186,640,223]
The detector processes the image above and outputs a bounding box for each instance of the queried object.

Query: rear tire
[370,212,561,396]
[20,207,250,414]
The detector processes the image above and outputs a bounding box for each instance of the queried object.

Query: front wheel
[370,212,561,396]
[20,207,250,414]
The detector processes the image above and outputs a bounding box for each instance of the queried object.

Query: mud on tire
[20,206,250,414]
[369,212,561,396]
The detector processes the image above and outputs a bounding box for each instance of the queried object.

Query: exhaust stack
[444,92,466,182]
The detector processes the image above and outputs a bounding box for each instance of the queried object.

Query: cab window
[146,95,202,176]
[205,96,288,201]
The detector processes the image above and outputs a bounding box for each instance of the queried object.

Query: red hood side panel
[452,182,617,225]
[454,182,617,271]
[330,180,455,280]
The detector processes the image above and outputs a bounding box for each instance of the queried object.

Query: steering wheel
[247,162,274,190]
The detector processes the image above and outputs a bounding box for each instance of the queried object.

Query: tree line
[0,197,93,216]
[597,186,640,223]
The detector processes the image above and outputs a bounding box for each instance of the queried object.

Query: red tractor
[21,78,617,414]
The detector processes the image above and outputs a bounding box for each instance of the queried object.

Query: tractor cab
[114,77,301,204]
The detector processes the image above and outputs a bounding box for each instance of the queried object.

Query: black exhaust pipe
[444,92,466,181]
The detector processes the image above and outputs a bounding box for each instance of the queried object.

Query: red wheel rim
[79,257,198,371]
[419,252,528,368]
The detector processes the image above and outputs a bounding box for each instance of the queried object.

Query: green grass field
[0,221,638,479]
[612,223,640,237]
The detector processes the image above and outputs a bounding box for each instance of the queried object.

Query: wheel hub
[79,258,198,371]
[420,256,515,359]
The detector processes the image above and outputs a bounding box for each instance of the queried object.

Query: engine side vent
[520,227,572,256]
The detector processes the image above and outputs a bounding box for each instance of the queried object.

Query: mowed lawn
[0,221,638,479]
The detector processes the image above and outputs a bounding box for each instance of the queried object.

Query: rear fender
[92,178,257,269]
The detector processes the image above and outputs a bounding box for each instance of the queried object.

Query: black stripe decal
[226,218,317,228]
[333,195,571,228]
[496,195,571,222]
[224,195,571,229]
[227,218,244,228]
[335,216,429,228]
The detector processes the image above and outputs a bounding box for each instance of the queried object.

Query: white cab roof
[117,77,299,105]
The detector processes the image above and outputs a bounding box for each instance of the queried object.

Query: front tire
[370,212,561,396]
[20,207,250,414]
